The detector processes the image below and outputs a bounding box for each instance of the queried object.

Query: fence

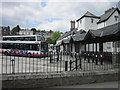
[0,51,115,75]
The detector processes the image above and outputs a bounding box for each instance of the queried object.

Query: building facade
[56,7,120,53]
[19,30,34,35]
[0,26,10,36]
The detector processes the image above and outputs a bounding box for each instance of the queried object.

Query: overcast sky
[1,0,120,32]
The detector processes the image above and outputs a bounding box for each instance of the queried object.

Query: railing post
[95,54,98,65]
[95,43,98,65]
[50,51,53,63]
[79,53,82,69]
[92,43,95,62]
[69,60,72,71]
[57,51,59,62]
[11,59,15,74]
[75,53,78,71]
[88,44,90,63]
[100,54,103,65]
[84,44,86,60]
[65,61,68,71]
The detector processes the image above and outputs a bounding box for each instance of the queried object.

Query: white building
[97,8,120,28]
[19,30,34,35]
[56,7,120,53]
[77,7,120,30]
[76,11,100,31]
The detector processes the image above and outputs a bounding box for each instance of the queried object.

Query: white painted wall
[56,10,120,53]
[97,22,105,29]
[85,17,99,31]
[78,17,99,31]
[97,11,120,29]
[103,42,113,52]
[105,11,120,27]
[78,18,85,30]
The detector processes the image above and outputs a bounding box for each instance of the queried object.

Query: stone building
[0,26,10,36]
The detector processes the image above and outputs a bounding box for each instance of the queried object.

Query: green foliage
[52,31,61,44]
[31,28,36,31]
[46,37,53,44]
[31,28,36,34]
[49,30,53,33]
[11,25,20,35]
[40,30,47,33]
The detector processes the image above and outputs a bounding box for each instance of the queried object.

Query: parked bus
[0,35,48,57]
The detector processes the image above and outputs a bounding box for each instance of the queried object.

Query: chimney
[70,20,75,31]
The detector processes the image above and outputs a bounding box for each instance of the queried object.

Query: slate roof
[56,22,119,45]
[72,30,86,42]
[89,22,120,38]
[77,11,100,22]
[55,41,63,46]
[58,30,77,40]
[97,8,120,24]
[76,7,120,23]
[63,37,71,44]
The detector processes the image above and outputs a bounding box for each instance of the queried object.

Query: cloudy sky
[1,0,120,32]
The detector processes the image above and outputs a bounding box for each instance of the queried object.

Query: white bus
[0,35,48,57]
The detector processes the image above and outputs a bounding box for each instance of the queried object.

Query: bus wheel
[27,53,31,57]
[5,51,8,55]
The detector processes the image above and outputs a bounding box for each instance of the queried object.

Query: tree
[11,25,20,35]
[31,28,36,34]
[52,31,61,44]
[46,37,52,44]
[50,30,53,33]
[40,30,46,33]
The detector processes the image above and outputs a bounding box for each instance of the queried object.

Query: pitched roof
[72,30,86,42]
[83,22,120,43]
[58,30,77,40]
[63,37,72,44]
[89,22,120,37]
[55,41,63,46]
[97,7,120,24]
[77,11,100,22]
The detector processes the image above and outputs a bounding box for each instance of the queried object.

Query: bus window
[30,37,36,41]
[37,36,41,41]
[41,42,48,52]
[32,44,38,50]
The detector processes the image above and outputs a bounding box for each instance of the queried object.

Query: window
[107,47,111,49]
[41,42,48,51]
[91,18,93,23]
[114,16,118,21]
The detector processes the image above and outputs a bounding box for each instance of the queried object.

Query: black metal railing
[0,51,115,75]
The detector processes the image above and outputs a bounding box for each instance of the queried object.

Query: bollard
[95,55,98,65]
[56,52,59,62]
[11,59,15,74]
[65,61,68,71]
[92,53,95,62]
[69,60,72,71]
[100,54,103,65]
